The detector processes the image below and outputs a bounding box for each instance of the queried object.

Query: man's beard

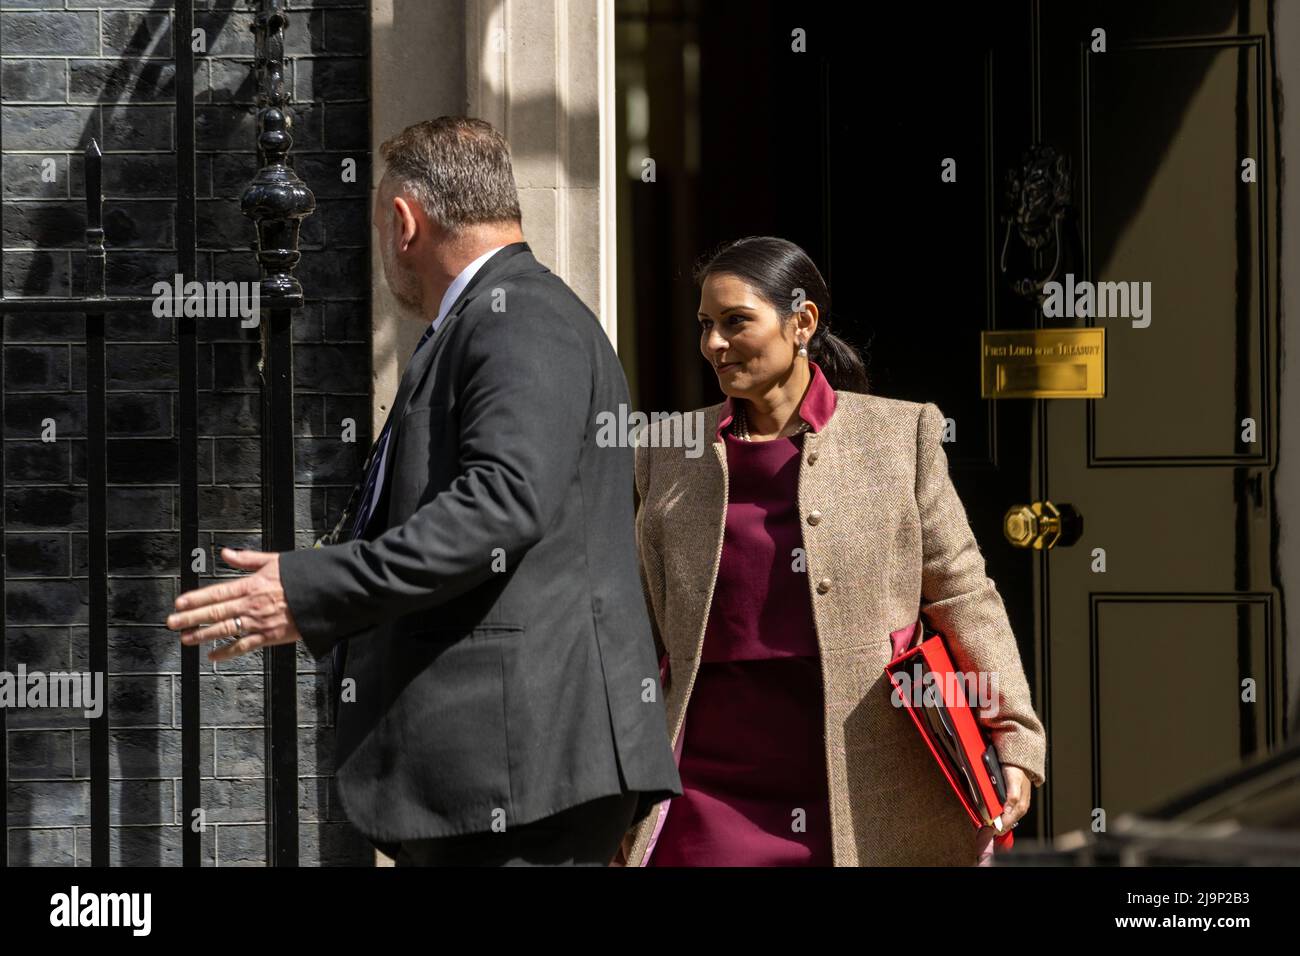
[382,232,423,310]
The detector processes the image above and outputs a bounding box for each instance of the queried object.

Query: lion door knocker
[999,145,1072,302]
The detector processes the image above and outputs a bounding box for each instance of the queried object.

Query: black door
[618,0,1287,846]
[826,0,1284,841]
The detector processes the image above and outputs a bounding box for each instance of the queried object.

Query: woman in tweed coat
[617,237,1046,866]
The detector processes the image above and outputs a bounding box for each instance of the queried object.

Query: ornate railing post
[242,0,315,867]
[243,0,316,302]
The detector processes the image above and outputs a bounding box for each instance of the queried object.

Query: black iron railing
[0,0,315,867]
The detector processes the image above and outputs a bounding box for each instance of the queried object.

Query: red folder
[884,619,1015,855]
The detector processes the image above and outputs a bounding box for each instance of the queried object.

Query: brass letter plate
[980,328,1105,398]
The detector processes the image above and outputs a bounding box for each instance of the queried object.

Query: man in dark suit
[165,116,680,865]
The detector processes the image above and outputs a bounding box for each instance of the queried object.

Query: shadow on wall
[2,0,371,866]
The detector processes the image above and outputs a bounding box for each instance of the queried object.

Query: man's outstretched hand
[165,547,303,662]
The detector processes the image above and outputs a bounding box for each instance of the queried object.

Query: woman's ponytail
[808,327,869,393]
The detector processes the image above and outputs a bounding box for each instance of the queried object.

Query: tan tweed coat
[620,391,1047,866]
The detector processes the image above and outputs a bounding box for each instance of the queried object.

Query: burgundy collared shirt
[703,361,836,662]
[648,362,837,866]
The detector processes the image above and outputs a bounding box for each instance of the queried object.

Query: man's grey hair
[378,116,523,233]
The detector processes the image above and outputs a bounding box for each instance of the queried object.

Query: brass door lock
[1002,500,1083,550]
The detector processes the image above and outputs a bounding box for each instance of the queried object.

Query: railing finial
[241,0,315,302]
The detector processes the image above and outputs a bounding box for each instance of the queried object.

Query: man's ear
[391,194,419,250]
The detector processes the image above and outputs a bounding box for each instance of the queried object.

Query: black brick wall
[2,0,372,865]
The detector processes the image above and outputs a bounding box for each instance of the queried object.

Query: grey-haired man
[167,116,680,865]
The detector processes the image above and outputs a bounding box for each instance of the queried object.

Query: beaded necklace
[731,403,811,441]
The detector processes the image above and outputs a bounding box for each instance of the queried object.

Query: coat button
[807,451,819,465]
[817,577,832,594]
[807,510,822,526]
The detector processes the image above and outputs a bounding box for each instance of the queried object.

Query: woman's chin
[714,364,746,387]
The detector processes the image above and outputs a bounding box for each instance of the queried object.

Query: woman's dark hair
[693,235,869,393]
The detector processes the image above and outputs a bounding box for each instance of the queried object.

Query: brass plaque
[980,328,1105,398]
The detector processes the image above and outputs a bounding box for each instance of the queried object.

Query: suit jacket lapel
[388,241,536,423]
[365,241,540,534]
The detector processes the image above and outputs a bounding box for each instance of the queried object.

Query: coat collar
[391,241,540,418]
[438,240,537,326]
[714,360,837,440]
[365,241,543,536]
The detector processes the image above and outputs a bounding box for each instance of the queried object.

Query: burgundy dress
[647,363,837,866]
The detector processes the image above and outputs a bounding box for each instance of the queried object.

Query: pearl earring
[798,339,808,358]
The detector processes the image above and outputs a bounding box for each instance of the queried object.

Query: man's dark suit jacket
[279,242,681,848]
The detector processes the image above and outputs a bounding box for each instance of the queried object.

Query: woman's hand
[996,766,1032,830]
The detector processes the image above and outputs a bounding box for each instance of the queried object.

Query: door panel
[1088,41,1266,461]
[1038,0,1282,837]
